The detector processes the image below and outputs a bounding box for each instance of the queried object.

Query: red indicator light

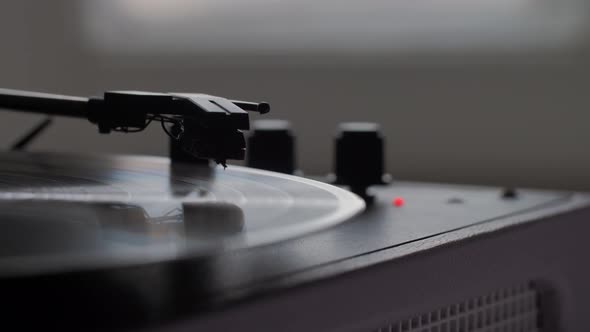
[392,197,404,207]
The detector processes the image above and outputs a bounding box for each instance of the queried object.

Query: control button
[502,188,518,199]
[447,197,464,204]
[247,120,296,174]
[334,122,387,204]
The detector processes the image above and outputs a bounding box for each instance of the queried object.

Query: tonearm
[0,89,270,166]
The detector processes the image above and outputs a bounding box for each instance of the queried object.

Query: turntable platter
[0,152,364,276]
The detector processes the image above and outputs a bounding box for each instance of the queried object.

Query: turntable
[0,89,589,331]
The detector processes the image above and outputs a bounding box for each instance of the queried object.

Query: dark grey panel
[170,198,590,332]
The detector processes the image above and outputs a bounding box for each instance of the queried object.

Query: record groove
[0,152,364,275]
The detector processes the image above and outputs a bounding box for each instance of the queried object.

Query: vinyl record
[0,152,364,276]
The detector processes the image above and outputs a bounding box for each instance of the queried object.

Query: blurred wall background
[0,0,588,190]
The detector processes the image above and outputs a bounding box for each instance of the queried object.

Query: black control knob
[247,120,296,174]
[334,122,386,203]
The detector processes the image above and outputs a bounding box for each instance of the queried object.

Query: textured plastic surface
[370,282,541,331]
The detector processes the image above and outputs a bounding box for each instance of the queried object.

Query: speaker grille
[373,282,542,332]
